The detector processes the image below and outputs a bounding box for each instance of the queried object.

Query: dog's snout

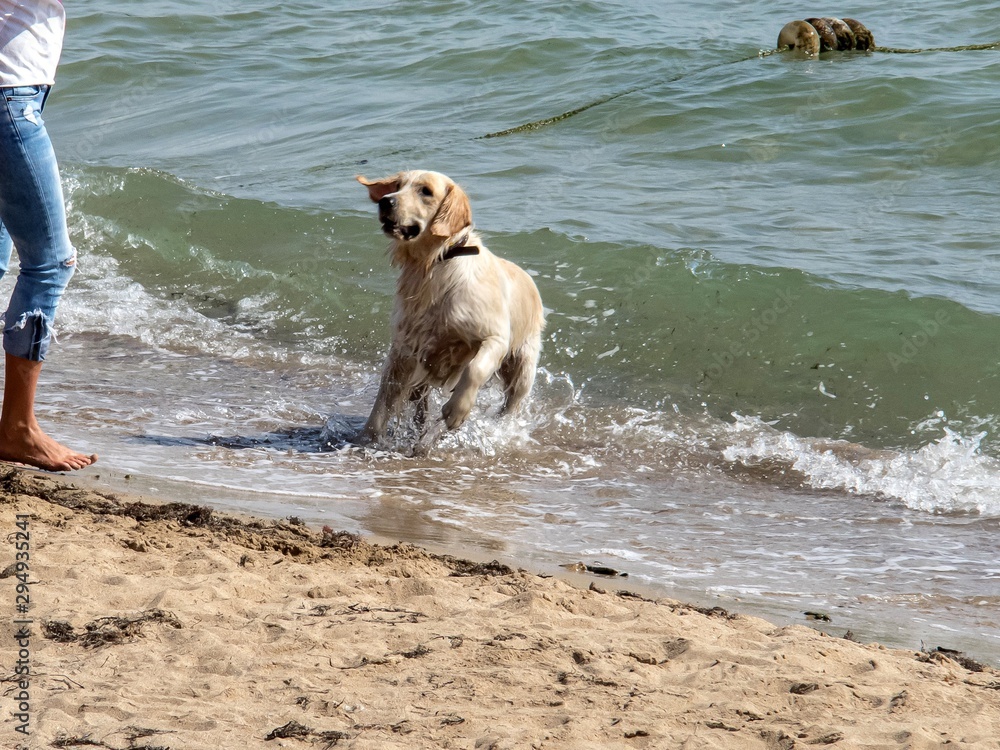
[377,194,407,238]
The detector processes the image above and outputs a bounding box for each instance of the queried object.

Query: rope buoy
[775,18,998,57]
[777,17,875,55]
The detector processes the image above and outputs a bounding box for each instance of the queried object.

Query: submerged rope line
[477,87,640,139]
[478,40,999,140]
[876,41,1000,53]
[477,54,759,140]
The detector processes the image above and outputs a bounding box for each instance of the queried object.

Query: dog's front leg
[441,335,509,430]
[358,349,417,444]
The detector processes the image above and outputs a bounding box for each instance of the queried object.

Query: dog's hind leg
[498,341,540,417]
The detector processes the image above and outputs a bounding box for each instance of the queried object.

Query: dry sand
[1,466,999,749]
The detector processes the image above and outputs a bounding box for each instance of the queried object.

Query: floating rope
[478,88,641,139]
[478,57,755,139]
[877,42,1000,53]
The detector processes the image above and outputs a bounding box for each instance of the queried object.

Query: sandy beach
[1,465,999,750]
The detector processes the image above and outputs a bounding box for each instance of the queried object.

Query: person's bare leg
[0,353,96,471]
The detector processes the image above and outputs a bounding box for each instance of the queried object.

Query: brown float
[777,17,875,55]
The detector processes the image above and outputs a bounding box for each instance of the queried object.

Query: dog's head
[357,170,472,245]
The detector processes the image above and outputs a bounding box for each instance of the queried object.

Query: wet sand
[2,466,999,749]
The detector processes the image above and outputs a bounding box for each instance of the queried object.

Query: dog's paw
[441,396,473,431]
[353,428,379,447]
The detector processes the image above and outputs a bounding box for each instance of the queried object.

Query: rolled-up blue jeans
[0,84,75,361]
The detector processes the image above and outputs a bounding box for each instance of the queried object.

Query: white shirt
[0,1,65,87]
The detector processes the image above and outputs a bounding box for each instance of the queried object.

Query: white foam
[723,415,1000,516]
[56,171,344,370]
[578,547,645,562]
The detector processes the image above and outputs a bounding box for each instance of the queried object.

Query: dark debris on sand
[921,646,987,673]
[42,610,182,649]
[445,558,515,577]
[265,720,351,746]
[51,732,171,750]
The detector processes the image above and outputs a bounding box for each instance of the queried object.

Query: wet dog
[356,170,545,445]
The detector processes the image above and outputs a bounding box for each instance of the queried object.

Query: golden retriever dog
[355,170,545,445]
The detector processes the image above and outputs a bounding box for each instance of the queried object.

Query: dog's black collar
[440,232,480,262]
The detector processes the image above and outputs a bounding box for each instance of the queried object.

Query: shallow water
[13,1,1000,659]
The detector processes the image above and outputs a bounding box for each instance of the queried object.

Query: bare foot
[0,423,97,472]
[0,354,98,472]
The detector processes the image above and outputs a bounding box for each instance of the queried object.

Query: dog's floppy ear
[357,173,401,203]
[430,183,472,237]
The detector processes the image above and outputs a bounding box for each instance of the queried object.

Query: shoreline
[2,465,999,748]
[69,462,1000,665]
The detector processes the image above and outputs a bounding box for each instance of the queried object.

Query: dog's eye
[420,186,434,198]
